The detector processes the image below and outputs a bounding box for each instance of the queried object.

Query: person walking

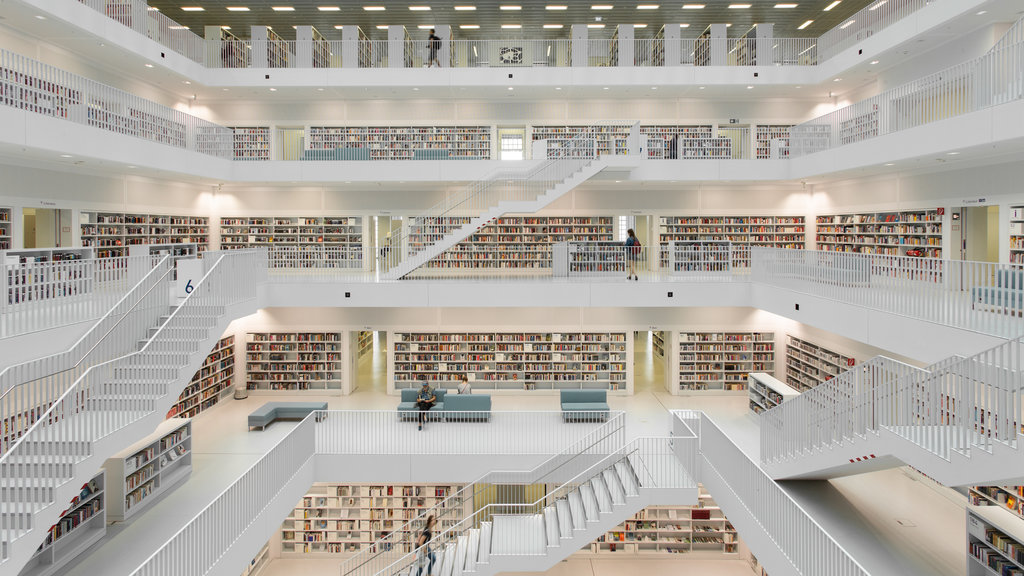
[416,379,436,431]
[427,29,441,68]
[625,228,641,281]
[414,515,437,576]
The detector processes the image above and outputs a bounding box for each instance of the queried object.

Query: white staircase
[760,337,1024,485]
[0,251,265,573]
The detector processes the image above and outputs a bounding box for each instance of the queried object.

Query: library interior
[2,1,1024,576]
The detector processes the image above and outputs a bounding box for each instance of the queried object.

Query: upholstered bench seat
[248,402,328,431]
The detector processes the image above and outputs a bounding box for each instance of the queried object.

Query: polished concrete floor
[60,331,967,576]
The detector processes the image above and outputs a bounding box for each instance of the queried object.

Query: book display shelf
[3,248,94,306]
[785,335,857,392]
[104,418,191,522]
[19,471,105,576]
[0,207,10,250]
[281,483,466,556]
[748,373,799,415]
[652,331,665,358]
[219,216,364,269]
[357,331,373,358]
[815,210,943,258]
[678,332,775,393]
[658,216,806,267]
[531,125,631,157]
[425,216,615,271]
[266,27,291,68]
[584,488,738,556]
[643,125,731,160]
[970,486,1024,517]
[231,127,271,161]
[967,504,1024,576]
[246,332,347,393]
[305,127,492,160]
[1011,206,1024,265]
[167,336,234,419]
[80,212,209,258]
[756,125,792,159]
[391,331,630,392]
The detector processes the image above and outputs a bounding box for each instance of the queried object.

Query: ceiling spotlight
[226,6,249,11]
[454,5,476,9]
[798,19,813,29]
[460,24,480,28]
[318,6,341,10]
[546,4,568,9]
[271,6,295,11]
[682,4,705,8]
[181,6,204,11]
[824,1,840,10]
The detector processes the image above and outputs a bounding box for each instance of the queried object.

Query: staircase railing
[0,250,265,565]
[337,410,625,576]
[378,127,601,276]
[0,256,174,457]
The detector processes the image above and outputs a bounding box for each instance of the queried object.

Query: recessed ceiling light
[588,23,605,28]
[417,25,434,29]
[948,151,960,155]
[546,4,568,9]
[555,87,562,90]
[60,154,73,158]
[795,85,801,88]
[746,85,753,89]
[638,4,659,9]
[181,6,204,11]
[839,19,855,29]
[798,19,813,29]
[272,6,295,11]
[698,86,705,89]
[376,24,389,29]
[729,4,751,8]
[318,6,341,10]
[725,23,732,27]
[409,5,431,10]
[592,4,614,9]
[317,87,324,91]
[148,6,159,10]
[824,1,840,10]
[603,87,610,90]
[682,4,704,9]
[500,5,521,9]
[454,5,476,9]
[507,87,514,90]
[459,24,480,28]
[222,88,229,91]
[145,63,154,68]
[413,87,420,90]
[833,77,841,82]
[775,3,798,7]
[363,5,385,10]
[885,163,894,166]
[868,0,886,9]
[269,87,277,91]
[977,10,987,15]
[226,6,249,11]
[169,25,189,29]
[184,80,191,84]
[501,24,521,28]
[870,60,879,64]
[128,165,136,169]
[334,24,345,28]
[651,86,658,89]
[221,25,231,29]
[634,23,647,27]
[543,24,564,28]
[679,23,690,27]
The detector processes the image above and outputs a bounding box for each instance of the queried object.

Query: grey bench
[560,390,610,422]
[248,401,328,431]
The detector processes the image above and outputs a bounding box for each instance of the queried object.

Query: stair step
[543,506,559,548]
[555,499,573,538]
[615,461,641,496]
[591,477,613,514]
[579,484,599,522]
[440,541,457,576]
[567,490,586,530]
[453,534,467,576]
[465,528,479,573]
[478,521,491,564]
[602,468,627,505]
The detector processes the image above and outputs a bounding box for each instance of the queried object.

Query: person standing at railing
[625,229,641,281]
[427,30,442,68]
[414,515,436,576]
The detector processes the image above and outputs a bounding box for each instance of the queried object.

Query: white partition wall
[250,26,270,69]
[616,25,634,68]
[663,25,681,67]
[571,25,588,67]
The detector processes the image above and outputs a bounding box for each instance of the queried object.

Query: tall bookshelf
[280,483,466,556]
[652,331,665,358]
[219,216,364,268]
[80,212,209,258]
[678,332,775,392]
[392,331,629,392]
[357,331,373,359]
[531,125,630,157]
[659,216,805,268]
[0,207,11,250]
[967,504,1024,576]
[425,216,615,271]
[815,209,943,258]
[19,471,105,576]
[583,488,738,556]
[784,335,856,392]
[1011,206,1024,265]
[755,125,792,159]
[306,127,492,160]
[231,127,271,161]
[104,419,192,522]
[246,332,347,393]
[748,373,799,415]
[266,27,291,68]
[642,125,729,159]
[167,336,234,419]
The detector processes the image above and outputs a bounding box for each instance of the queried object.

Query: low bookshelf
[391,331,630,393]
[357,331,373,359]
[678,332,775,393]
[80,212,209,258]
[748,372,799,415]
[784,335,856,392]
[967,504,1024,576]
[19,471,105,576]
[246,332,349,394]
[167,335,234,419]
[815,209,943,258]
[658,215,806,268]
[755,125,792,159]
[0,207,11,250]
[1011,206,1024,265]
[104,418,191,522]
[219,216,364,269]
[280,483,466,556]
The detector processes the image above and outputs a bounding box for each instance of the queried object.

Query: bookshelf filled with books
[784,335,856,392]
[219,216,364,269]
[755,125,792,159]
[652,331,665,358]
[246,332,347,393]
[19,471,105,576]
[970,485,1024,518]
[3,248,95,307]
[748,372,799,415]
[423,216,615,271]
[305,126,492,160]
[583,488,738,556]
[104,418,192,522]
[231,127,271,161]
[815,210,943,258]
[1011,206,1024,265]
[531,125,631,157]
[644,125,731,159]
[658,216,806,267]
[0,207,10,250]
[280,483,466,556]
[357,331,373,359]
[167,336,234,419]
[967,504,1024,576]
[391,331,630,393]
[80,212,209,258]
[678,332,775,393]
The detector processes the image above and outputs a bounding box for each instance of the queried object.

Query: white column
[250,26,269,68]
[388,26,406,68]
[436,25,452,67]
[709,24,727,66]
[571,25,588,67]
[663,24,681,66]
[295,26,314,68]
[755,23,774,66]
[616,25,634,67]
[341,26,362,68]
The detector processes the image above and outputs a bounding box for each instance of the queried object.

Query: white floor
[58,332,967,576]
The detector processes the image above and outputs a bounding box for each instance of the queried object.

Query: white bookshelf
[970,486,1024,518]
[306,126,492,160]
[748,372,799,415]
[167,336,234,419]
[531,125,630,157]
[231,127,271,161]
[3,249,94,307]
[815,210,943,258]
[784,335,856,392]
[967,504,1024,576]
[756,125,792,159]
[0,207,11,250]
[659,216,806,265]
[652,331,665,358]
[281,483,466,556]
[104,418,191,522]
[80,212,209,258]
[392,331,630,393]
[357,331,373,359]
[19,471,105,576]
[583,488,738,556]
[1011,206,1024,265]
[678,332,775,393]
[246,332,347,393]
[219,216,364,269]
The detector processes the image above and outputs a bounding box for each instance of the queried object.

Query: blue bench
[398,388,447,421]
[301,148,372,161]
[972,270,1024,314]
[412,148,450,160]
[248,401,327,431]
[444,393,491,421]
[560,390,610,422]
